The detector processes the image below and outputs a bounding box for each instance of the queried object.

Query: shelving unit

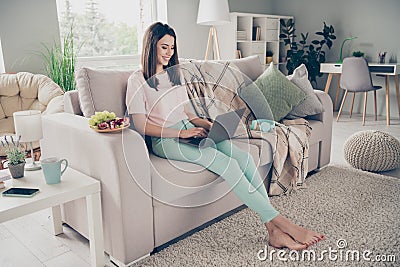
[217,12,294,71]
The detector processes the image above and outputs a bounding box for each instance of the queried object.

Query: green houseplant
[40,27,76,92]
[1,136,26,178]
[352,50,365,57]
[279,19,336,86]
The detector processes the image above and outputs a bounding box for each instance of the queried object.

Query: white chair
[337,57,382,125]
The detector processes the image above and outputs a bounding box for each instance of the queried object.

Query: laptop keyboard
[188,137,204,145]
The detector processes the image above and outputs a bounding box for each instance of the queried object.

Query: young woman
[126,22,324,250]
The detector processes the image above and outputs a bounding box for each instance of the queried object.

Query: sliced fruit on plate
[88,111,130,130]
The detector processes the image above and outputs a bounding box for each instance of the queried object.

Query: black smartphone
[2,187,40,198]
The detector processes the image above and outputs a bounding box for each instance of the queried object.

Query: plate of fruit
[88,111,130,133]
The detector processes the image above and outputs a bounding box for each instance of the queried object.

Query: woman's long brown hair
[141,22,181,90]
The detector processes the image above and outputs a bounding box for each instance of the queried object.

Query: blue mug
[250,119,275,132]
[40,157,68,184]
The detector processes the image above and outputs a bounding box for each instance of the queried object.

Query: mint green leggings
[151,120,279,223]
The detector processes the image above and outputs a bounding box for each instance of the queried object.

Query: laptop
[178,108,246,148]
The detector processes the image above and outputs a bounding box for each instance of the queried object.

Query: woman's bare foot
[270,215,325,246]
[265,222,307,251]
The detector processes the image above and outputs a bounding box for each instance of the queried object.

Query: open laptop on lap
[178,108,246,149]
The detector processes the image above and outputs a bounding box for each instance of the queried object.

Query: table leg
[395,75,400,119]
[386,76,390,125]
[86,192,104,267]
[51,206,63,235]
[324,73,333,93]
[334,74,341,111]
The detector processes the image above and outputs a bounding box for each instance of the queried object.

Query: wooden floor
[0,113,399,267]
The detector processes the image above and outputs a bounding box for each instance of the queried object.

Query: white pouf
[344,130,400,172]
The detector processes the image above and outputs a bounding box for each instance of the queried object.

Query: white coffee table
[0,167,104,267]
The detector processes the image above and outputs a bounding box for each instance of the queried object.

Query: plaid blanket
[180,61,311,196]
[180,60,255,138]
[269,119,311,196]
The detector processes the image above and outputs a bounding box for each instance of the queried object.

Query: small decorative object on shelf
[235,49,242,59]
[1,135,26,179]
[236,31,247,41]
[378,51,387,63]
[252,26,261,41]
[266,50,273,64]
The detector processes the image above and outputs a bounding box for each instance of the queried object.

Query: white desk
[321,63,400,125]
[0,168,104,267]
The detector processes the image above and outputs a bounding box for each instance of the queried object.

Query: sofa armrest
[307,90,333,123]
[40,113,154,263]
[64,90,83,116]
[308,90,333,168]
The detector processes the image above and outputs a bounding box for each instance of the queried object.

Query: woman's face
[156,34,175,67]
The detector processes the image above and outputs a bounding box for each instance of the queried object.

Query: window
[56,0,156,69]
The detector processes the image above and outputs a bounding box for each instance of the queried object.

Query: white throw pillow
[286,64,324,119]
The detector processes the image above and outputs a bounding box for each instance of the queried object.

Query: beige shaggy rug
[132,166,400,267]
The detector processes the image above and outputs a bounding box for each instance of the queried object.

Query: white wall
[0,0,60,74]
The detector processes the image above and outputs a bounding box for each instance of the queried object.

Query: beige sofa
[0,72,64,156]
[40,56,332,266]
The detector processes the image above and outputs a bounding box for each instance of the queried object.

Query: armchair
[0,72,64,157]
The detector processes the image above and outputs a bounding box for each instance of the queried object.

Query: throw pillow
[238,82,273,120]
[254,63,306,121]
[286,64,324,119]
[76,68,132,117]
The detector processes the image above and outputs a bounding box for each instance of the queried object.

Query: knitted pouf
[344,130,400,172]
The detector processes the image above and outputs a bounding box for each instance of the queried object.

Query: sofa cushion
[286,64,324,119]
[225,55,264,82]
[254,63,306,121]
[75,68,132,117]
[238,82,273,120]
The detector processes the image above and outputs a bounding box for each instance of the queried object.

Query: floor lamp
[197,0,230,60]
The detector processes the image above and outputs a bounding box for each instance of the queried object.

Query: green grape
[88,110,119,127]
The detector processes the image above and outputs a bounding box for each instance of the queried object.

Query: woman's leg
[215,140,324,246]
[152,121,324,248]
[152,137,279,223]
[215,140,269,200]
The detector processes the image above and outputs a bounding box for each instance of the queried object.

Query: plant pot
[9,162,25,179]
[266,56,273,64]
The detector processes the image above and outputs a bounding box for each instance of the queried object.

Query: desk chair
[337,57,382,125]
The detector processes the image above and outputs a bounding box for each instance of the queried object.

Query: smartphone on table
[2,188,40,198]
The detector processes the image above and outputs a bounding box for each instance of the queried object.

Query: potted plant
[39,26,77,92]
[1,136,26,179]
[279,19,336,87]
[266,50,274,64]
[352,51,365,57]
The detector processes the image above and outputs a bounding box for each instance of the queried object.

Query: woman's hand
[179,127,208,139]
[205,121,213,131]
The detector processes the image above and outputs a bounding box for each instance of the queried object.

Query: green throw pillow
[238,83,274,120]
[255,63,306,121]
